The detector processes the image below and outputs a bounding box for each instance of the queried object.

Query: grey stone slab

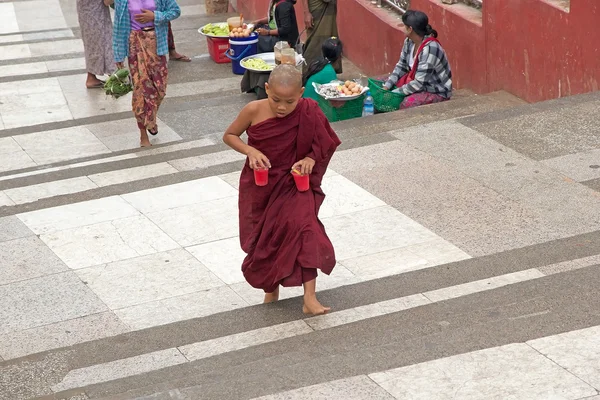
[0,215,33,242]
[0,312,129,360]
[469,100,600,160]
[0,235,68,285]
[0,271,107,334]
[158,104,246,140]
[541,148,600,182]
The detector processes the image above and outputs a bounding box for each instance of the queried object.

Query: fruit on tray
[202,23,229,37]
[317,80,365,98]
[340,80,363,96]
[241,58,274,71]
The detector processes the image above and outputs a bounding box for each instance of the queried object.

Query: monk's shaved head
[268,64,302,89]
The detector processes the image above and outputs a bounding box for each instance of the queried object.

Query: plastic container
[368,78,406,112]
[225,34,259,75]
[206,36,231,64]
[274,41,289,65]
[254,168,268,186]
[316,95,365,122]
[291,170,309,192]
[227,16,242,31]
[362,91,374,117]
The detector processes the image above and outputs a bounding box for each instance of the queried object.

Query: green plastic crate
[316,94,365,122]
[368,78,405,113]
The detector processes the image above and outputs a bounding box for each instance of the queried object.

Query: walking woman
[77,0,115,88]
[301,0,341,73]
[110,0,181,147]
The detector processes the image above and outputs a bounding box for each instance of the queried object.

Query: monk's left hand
[292,157,315,176]
[134,9,155,24]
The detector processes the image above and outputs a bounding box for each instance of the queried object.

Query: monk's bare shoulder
[247,99,273,126]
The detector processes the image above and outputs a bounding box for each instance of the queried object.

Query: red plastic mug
[291,169,309,192]
[254,168,268,186]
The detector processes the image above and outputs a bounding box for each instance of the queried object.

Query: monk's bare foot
[263,287,279,303]
[302,296,330,315]
[86,73,105,89]
[140,129,152,147]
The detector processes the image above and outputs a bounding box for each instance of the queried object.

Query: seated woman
[384,10,452,109]
[252,0,300,53]
[302,37,342,102]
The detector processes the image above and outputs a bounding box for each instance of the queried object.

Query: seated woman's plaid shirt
[113,0,181,62]
[384,37,453,99]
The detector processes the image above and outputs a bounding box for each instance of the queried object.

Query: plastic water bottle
[362,91,374,117]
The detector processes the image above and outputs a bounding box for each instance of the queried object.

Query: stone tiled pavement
[1,0,600,399]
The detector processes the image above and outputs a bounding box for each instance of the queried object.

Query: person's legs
[168,22,191,62]
[302,277,330,315]
[399,92,447,109]
[264,286,280,303]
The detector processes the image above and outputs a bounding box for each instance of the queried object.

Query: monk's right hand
[247,148,271,170]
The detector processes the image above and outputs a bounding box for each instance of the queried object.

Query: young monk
[223,64,341,315]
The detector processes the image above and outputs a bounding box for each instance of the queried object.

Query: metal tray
[198,23,229,38]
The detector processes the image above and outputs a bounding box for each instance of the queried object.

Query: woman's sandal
[148,128,158,136]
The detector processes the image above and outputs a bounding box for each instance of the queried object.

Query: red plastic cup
[254,168,268,186]
[291,169,309,192]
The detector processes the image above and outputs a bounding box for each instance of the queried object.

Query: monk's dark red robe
[238,98,341,293]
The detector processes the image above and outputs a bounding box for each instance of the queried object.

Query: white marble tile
[0,61,47,77]
[147,196,238,247]
[0,271,107,334]
[369,343,597,400]
[180,320,313,361]
[219,171,241,190]
[404,239,471,265]
[340,239,470,281]
[528,325,600,390]
[423,269,545,302]
[252,376,396,400]
[0,43,31,60]
[18,195,139,235]
[305,294,431,331]
[0,191,15,207]
[186,237,246,284]
[0,104,73,129]
[0,137,21,154]
[167,77,241,97]
[168,151,246,172]
[76,249,224,309]
[86,118,182,151]
[0,78,73,128]
[319,175,387,218]
[88,163,178,187]
[339,247,430,280]
[14,0,68,32]
[25,29,74,41]
[135,137,216,157]
[0,33,23,44]
[13,126,111,165]
[230,265,359,305]
[4,177,98,205]
[46,57,86,72]
[52,348,187,392]
[179,5,205,15]
[0,312,129,360]
[115,285,248,330]
[121,176,238,214]
[42,215,179,269]
[323,206,439,261]
[0,3,19,34]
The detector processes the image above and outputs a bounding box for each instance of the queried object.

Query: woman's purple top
[128,0,157,31]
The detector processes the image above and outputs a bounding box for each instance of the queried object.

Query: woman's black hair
[302,37,343,86]
[402,10,438,38]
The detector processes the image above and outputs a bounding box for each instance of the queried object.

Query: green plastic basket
[316,94,365,122]
[368,78,405,113]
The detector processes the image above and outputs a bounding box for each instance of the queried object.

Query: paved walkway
[1,1,600,399]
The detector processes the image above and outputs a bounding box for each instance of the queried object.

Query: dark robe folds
[239,98,341,293]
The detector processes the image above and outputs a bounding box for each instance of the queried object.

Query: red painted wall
[234,0,600,103]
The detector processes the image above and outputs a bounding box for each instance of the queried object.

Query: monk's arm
[223,104,271,169]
